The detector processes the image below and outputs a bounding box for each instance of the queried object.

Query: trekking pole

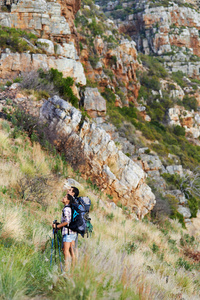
[54,229,57,263]
[50,220,58,267]
[50,228,54,267]
[56,232,63,273]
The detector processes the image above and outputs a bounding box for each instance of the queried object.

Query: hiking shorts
[62,233,77,243]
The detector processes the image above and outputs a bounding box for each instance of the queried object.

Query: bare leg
[74,234,78,262]
[69,240,76,269]
[63,242,71,271]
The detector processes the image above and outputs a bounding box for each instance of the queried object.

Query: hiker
[67,186,79,256]
[52,193,77,271]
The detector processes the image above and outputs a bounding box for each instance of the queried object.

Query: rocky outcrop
[0,0,85,83]
[80,37,141,105]
[0,0,80,41]
[82,87,106,119]
[118,3,200,55]
[0,50,86,84]
[168,106,200,139]
[102,2,200,78]
[40,95,156,218]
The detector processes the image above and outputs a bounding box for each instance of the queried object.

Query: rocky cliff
[0,0,85,83]
[0,0,157,217]
[40,95,155,218]
[1,0,200,221]
[101,0,200,78]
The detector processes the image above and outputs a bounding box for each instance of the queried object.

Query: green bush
[140,73,161,91]
[101,88,116,103]
[151,242,159,253]
[88,18,104,36]
[187,194,198,218]
[124,242,138,254]
[182,95,198,111]
[39,68,79,107]
[171,71,187,88]
[173,125,185,136]
[138,54,168,78]
[89,55,100,68]
[176,258,192,271]
[0,26,40,53]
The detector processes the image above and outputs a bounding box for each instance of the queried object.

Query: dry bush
[53,133,87,171]
[184,248,200,262]
[20,70,56,95]
[16,174,56,207]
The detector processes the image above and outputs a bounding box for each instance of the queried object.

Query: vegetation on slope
[0,117,200,299]
[0,1,200,297]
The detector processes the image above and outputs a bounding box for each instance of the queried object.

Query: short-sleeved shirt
[61,205,76,235]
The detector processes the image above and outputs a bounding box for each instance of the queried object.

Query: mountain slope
[0,117,200,299]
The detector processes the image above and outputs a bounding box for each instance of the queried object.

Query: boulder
[83,87,106,118]
[178,206,191,218]
[165,165,183,177]
[37,39,55,55]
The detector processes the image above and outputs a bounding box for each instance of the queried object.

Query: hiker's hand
[52,223,56,229]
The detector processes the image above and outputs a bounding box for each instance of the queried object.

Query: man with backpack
[67,186,93,252]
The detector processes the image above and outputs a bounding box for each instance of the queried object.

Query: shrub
[173,125,185,136]
[21,70,55,95]
[101,88,116,103]
[176,258,192,271]
[105,212,114,221]
[182,95,198,111]
[39,68,79,107]
[140,73,161,91]
[0,26,40,53]
[138,54,168,78]
[187,194,198,218]
[124,242,138,254]
[171,71,187,88]
[89,55,100,68]
[88,18,104,36]
[151,242,159,253]
[16,175,55,207]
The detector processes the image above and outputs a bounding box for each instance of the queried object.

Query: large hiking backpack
[77,196,93,238]
[67,202,86,237]
[65,197,93,238]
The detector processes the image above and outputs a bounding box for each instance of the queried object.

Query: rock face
[0,0,80,39]
[0,51,86,84]
[168,106,200,139]
[40,95,156,218]
[0,0,84,83]
[80,37,141,105]
[82,87,106,118]
[118,3,200,55]
[108,2,200,78]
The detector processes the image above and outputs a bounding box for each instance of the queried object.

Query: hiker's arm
[57,222,68,229]
[52,222,68,229]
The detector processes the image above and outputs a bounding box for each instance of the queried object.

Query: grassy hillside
[0,117,200,300]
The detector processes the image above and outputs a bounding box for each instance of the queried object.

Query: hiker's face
[62,195,69,205]
[68,187,75,197]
